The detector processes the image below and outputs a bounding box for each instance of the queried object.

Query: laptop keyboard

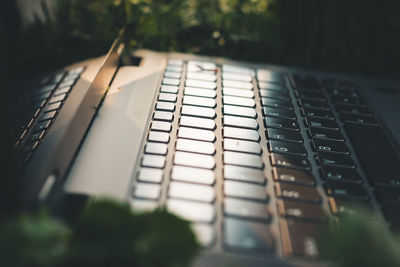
[13,67,85,168]
[132,59,400,258]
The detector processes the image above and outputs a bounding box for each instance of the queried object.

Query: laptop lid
[22,29,125,208]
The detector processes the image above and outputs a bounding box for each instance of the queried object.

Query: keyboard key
[148,131,169,143]
[192,224,215,247]
[130,199,158,212]
[38,110,57,122]
[133,183,161,200]
[224,180,268,201]
[153,111,173,122]
[43,102,62,113]
[327,87,360,98]
[267,128,303,143]
[169,182,215,203]
[335,104,371,116]
[223,96,255,108]
[145,142,168,155]
[151,121,172,132]
[275,183,321,204]
[138,167,163,183]
[223,105,257,118]
[315,152,355,168]
[166,65,183,73]
[168,59,183,65]
[176,138,215,155]
[174,151,215,169]
[224,139,261,154]
[188,61,217,71]
[163,77,180,86]
[224,217,273,251]
[186,72,216,81]
[340,114,378,126]
[277,200,327,223]
[270,153,311,170]
[308,127,344,142]
[49,93,66,104]
[329,198,373,216]
[223,127,260,142]
[325,182,370,201]
[224,151,263,169]
[331,95,365,106]
[259,90,290,101]
[222,80,253,90]
[160,85,179,94]
[222,64,254,76]
[185,87,216,98]
[54,86,71,96]
[178,127,215,142]
[158,93,177,102]
[265,117,299,131]
[344,123,400,187]
[58,79,75,88]
[261,98,293,110]
[257,70,283,83]
[224,198,270,221]
[272,168,316,186]
[320,165,362,184]
[305,117,340,131]
[223,88,254,98]
[258,82,287,91]
[269,140,307,157]
[164,71,181,79]
[263,107,296,120]
[181,105,216,119]
[224,165,265,184]
[295,90,326,101]
[186,79,216,89]
[280,220,322,258]
[32,120,51,132]
[171,166,215,185]
[180,116,215,130]
[183,95,216,108]
[222,72,252,82]
[298,98,330,111]
[312,139,350,154]
[291,74,321,91]
[302,108,334,120]
[141,154,165,168]
[223,115,258,130]
[156,101,175,112]
[167,199,215,223]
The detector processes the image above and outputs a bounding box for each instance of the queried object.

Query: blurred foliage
[319,208,400,267]
[8,0,280,82]
[0,200,200,267]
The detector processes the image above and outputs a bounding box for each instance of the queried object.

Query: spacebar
[344,123,400,187]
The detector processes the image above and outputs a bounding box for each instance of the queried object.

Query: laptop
[12,28,400,266]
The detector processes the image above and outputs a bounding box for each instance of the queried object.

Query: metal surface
[64,49,400,267]
[21,30,124,207]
